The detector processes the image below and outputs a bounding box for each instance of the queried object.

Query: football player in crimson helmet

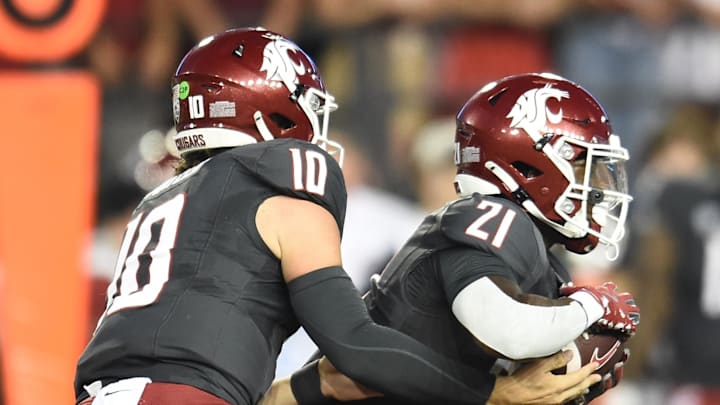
[171,26,342,168]
[75,29,600,405]
[324,73,639,405]
[454,72,633,260]
[452,73,639,390]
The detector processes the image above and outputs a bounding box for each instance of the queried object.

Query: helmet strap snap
[533,133,553,150]
[289,84,306,103]
[511,188,531,203]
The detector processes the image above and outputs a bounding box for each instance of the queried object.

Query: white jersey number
[465,200,517,248]
[97,194,186,329]
[289,148,327,195]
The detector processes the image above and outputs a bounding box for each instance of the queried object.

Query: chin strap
[604,242,620,261]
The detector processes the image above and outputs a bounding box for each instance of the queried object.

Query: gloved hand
[560,282,640,337]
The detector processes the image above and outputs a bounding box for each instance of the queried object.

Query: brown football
[554,331,627,376]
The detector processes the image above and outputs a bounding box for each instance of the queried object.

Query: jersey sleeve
[436,247,510,303]
[233,139,347,233]
[438,195,548,289]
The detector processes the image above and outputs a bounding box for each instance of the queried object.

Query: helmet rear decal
[172,84,181,124]
[178,81,190,100]
[209,101,236,118]
[458,145,481,164]
[188,95,205,119]
[175,134,207,151]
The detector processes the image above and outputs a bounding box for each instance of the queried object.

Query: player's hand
[488,351,601,405]
[318,356,383,401]
[560,282,640,336]
[569,348,630,405]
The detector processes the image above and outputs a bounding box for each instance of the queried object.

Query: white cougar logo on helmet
[507,84,569,136]
[260,34,308,89]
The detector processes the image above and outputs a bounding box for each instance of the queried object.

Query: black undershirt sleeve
[288,266,495,405]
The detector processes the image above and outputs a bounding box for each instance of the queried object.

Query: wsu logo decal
[260,34,309,86]
[506,84,569,135]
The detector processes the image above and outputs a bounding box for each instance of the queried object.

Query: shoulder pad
[439,194,548,281]
[227,139,347,230]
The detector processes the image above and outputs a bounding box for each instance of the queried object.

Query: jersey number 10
[289,147,328,195]
[96,194,186,330]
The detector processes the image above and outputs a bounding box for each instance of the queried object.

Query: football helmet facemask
[454,73,632,259]
[171,27,343,164]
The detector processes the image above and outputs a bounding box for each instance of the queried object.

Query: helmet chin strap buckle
[511,188,530,203]
[289,84,306,103]
[486,161,529,204]
[486,160,531,204]
[533,133,553,150]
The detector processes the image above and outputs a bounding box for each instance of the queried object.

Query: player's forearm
[259,378,298,405]
[288,266,494,404]
[452,277,589,360]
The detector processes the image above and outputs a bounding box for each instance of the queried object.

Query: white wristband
[569,290,605,329]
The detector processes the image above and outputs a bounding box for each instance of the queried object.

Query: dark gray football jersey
[75,139,346,405]
[656,181,720,385]
[355,194,570,404]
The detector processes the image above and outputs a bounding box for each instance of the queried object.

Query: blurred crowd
[3,0,720,404]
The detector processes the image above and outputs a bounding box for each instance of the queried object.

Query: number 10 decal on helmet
[453,73,633,260]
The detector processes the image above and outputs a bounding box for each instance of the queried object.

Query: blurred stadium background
[1,1,719,404]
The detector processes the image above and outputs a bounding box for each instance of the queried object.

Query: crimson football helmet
[171,27,342,163]
[454,73,632,259]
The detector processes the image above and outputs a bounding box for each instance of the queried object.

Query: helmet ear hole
[269,113,296,130]
[511,161,543,179]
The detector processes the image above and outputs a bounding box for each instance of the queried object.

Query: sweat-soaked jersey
[75,139,346,405]
[355,194,571,404]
